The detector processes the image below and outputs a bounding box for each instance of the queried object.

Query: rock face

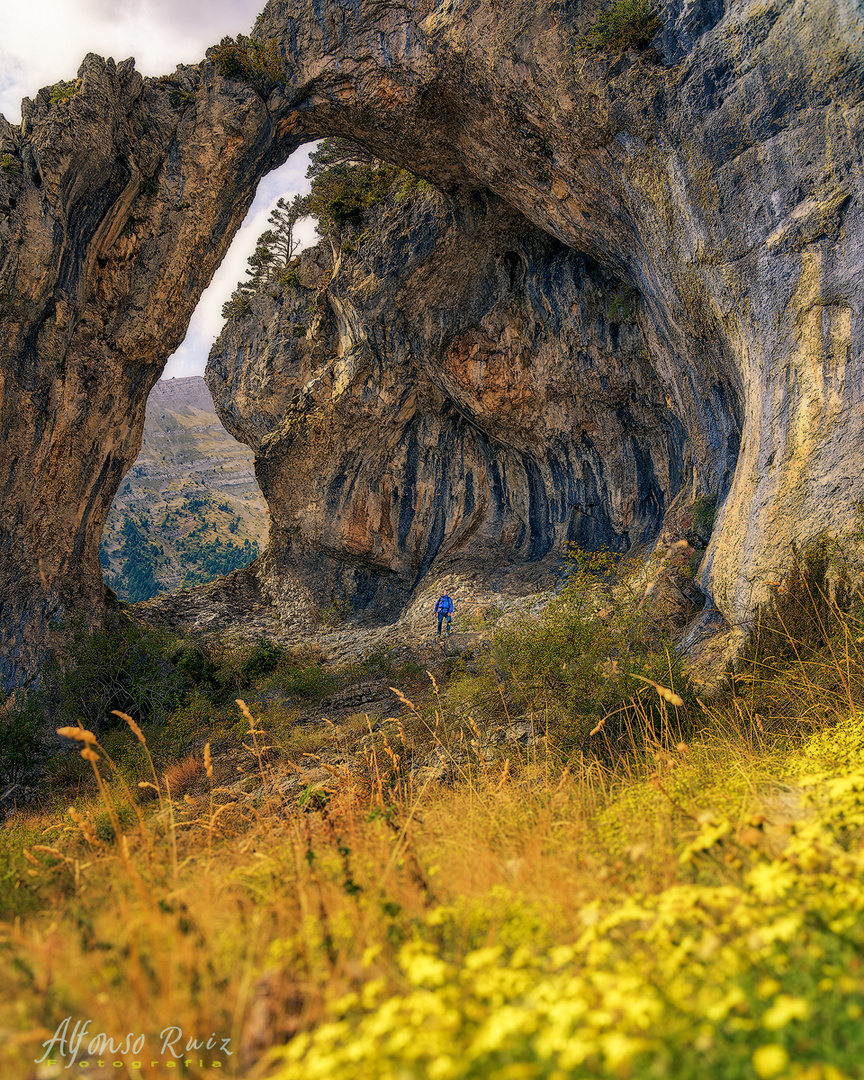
[0,56,279,687]
[1,0,862,690]
[208,189,689,621]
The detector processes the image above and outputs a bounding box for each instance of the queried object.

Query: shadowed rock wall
[208,189,692,621]
[0,0,862,689]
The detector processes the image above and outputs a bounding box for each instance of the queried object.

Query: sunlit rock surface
[0,0,862,689]
[208,190,689,622]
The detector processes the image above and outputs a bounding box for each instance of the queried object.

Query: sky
[0,0,318,379]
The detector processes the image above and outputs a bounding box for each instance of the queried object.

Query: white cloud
[162,151,317,379]
[0,0,262,121]
[0,0,321,380]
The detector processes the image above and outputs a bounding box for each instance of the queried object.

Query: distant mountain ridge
[100,377,269,603]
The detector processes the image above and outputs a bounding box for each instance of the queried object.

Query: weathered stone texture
[208,190,689,622]
[0,0,862,689]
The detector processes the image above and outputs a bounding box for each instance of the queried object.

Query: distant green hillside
[100,377,269,603]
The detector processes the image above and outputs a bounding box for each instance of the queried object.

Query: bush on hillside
[576,0,660,53]
[305,155,405,232]
[58,624,186,736]
[0,695,46,788]
[492,546,696,754]
[209,34,286,96]
[732,535,864,731]
[740,536,852,669]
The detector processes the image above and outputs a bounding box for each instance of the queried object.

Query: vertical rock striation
[208,190,689,621]
[0,0,861,689]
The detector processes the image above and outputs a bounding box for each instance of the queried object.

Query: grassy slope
[2,572,863,1080]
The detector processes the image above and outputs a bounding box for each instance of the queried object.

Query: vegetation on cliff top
[222,137,429,319]
[2,540,864,1077]
[576,0,660,53]
[209,33,287,96]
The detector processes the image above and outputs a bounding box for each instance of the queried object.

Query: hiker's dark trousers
[437,613,451,636]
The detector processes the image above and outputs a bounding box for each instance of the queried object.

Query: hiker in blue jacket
[435,591,454,637]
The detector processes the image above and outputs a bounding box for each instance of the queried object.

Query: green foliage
[305,149,404,232]
[94,802,136,844]
[58,624,187,736]
[0,153,21,177]
[304,137,429,234]
[576,0,661,53]
[692,494,716,536]
[740,536,851,671]
[105,498,260,599]
[224,138,430,314]
[241,638,284,683]
[210,34,286,96]
[319,596,349,627]
[179,535,258,587]
[396,175,431,201]
[220,293,253,319]
[223,197,308,317]
[493,546,695,753]
[266,195,308,263]
[731,537,864,732]
[138,177,158,198]
[276,263,301,290]
[275,660,336,700]
[608,285,635,322]
[48,82,78,106]
[191,638,335,704]
[273,759,864,1079]
[0,695,46,787]
[168,87,193,111]
[115,517,162,603]
[168,641,220,695]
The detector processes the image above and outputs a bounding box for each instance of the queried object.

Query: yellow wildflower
[762,994,810,1030]
[752,1044,789,1078]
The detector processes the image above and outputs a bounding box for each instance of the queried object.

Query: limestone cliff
[208,187,689,622]
[0,0,862,690]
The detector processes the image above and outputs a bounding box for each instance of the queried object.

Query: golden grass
[2,578,864,1079]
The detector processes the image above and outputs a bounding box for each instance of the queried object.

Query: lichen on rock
[0,0,862,690]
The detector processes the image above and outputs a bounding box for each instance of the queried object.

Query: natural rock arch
[0,0,862,691]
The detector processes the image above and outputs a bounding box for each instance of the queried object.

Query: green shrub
[273,659,336,700]
[319,597,349,627]
[242,638,284,683]
[306,162,399,230]
[493,546,696,752]
[741,536,851,671]
[608,285,636,322]
[168,87,193,111]
[304,139,422,232]
[159,688,232,750]
[166,641,220,697]
[0,153,21,177]
[731,536,864,730]
[221,294,252,320]
[576,0,660,53]
[42,748,91,789]
[0,695,46,788]
[48,82,78,106]
[209,35,286,96]
[58,624,186,736]
[692,494,716,537]
[94,802,136,844]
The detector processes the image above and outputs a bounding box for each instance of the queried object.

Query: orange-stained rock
[0,0,862,690]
